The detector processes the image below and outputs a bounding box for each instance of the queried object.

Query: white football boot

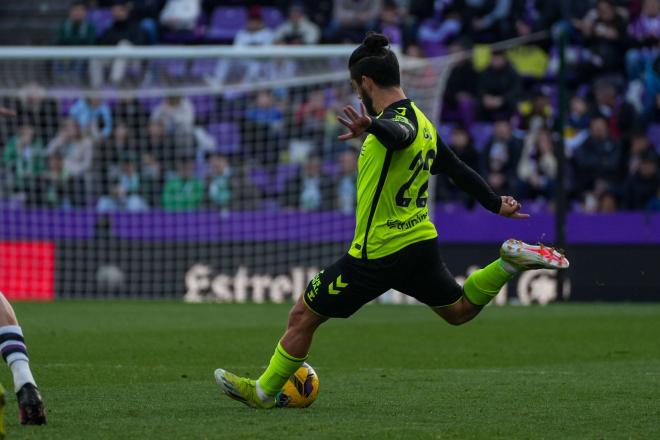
[500,239,570,271]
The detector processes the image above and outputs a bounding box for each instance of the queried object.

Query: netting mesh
[0,48,446,301]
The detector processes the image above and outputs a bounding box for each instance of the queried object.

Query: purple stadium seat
[151,59,188,78]
[191,59,217,78]
[648,124,660,152]
[262,7,285,29]
[470,122,494,152]
[207,122,241,154]
[207,7,247,41]
[190,95,214,118]
[53,87,81,115]
[274,163,300,193]
[249,166,269,192]
[88,9,113,36]
[139,96,162,113]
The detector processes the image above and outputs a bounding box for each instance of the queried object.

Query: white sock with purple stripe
[0,325,37,392]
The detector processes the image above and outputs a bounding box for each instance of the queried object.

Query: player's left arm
[337,102,416,150]
[432,136,529,219]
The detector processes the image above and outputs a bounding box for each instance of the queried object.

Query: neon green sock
[257,341,306,397]
[463,258,514,306]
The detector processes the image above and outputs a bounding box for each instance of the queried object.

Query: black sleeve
[431,136,502,214]
[365,105,418,150]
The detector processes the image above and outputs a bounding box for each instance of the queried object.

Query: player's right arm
[431,136,528,219]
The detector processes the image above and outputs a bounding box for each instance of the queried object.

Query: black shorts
[303,238,463,318]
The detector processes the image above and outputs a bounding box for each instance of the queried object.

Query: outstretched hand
[0,107,16,118]
[499,196,530,219]
[337,102,372,141]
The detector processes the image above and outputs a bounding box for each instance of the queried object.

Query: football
[276,362,319,408]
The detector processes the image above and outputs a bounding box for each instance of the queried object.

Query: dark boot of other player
[16,384,46,425]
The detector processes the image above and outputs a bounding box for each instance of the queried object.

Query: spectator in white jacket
[150,95,195,136]
[160,0,201,31]
[273,3,321,44]
[214,7,275,84]
[46,118,93,178]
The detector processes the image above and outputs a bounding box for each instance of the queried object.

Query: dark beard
[359,86,377,116]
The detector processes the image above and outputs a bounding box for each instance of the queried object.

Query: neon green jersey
[349,99,439,259]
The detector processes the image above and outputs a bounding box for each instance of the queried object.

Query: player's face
[351,79,377,116]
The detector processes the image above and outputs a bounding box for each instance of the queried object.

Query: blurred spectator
[476,51,521,121]
[113,97,150,136]
[131,0,166,43]
[516,129,557,200]
[624,151,659,209]
[573,116,623,193]
[650,58,660,122]
[3,125,45,196]
[442,39,478,127]
[417,7,462,55]
[140,151,164,206]
[590,79,639,141]
[626,0,660,81]
[565,95,591,151]
[273,3,321,44]
[96,152,150,212]
[294,89,326,144]
[46,119,93,206]
[596,189,620,213]
[573,0,628,75]
[99,121,134,192]
[150,95,195,137]
[46,118,94,179]
[334,150,357,213]
[282,157,333,210]
[646,187,660,210]
[205,151,234,210]
[162,154,204,211]
[7,84,59,143]
[56,1,96,45]
[160,0,201,31]
[482,119,522,195]
[69,97,113,140]
[453,0,514,42]
[91,1,147,86]
[98,1,148,45]
[518,87,554,131]
[435,126,482,207]
[326,0,382,43]
[141,120,175,170]
[375,1,407,47]
[37,153,74,208]
[628,132,655,175]
[214,7,274,85]
[243,90,285,164]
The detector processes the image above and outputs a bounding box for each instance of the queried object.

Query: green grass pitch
[2,301,659,439]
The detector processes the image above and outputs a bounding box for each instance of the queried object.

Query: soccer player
[215,33,569,409]
[0,106,47,426]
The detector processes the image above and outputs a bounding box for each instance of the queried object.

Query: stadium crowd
[0,0,658,213]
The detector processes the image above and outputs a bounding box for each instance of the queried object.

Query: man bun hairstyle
[348,32,400,87]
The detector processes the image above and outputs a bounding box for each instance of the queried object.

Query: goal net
[0,45,448,301]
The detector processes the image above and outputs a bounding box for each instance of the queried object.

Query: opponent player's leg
[0,292,46,425]
[214,296,326,408]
